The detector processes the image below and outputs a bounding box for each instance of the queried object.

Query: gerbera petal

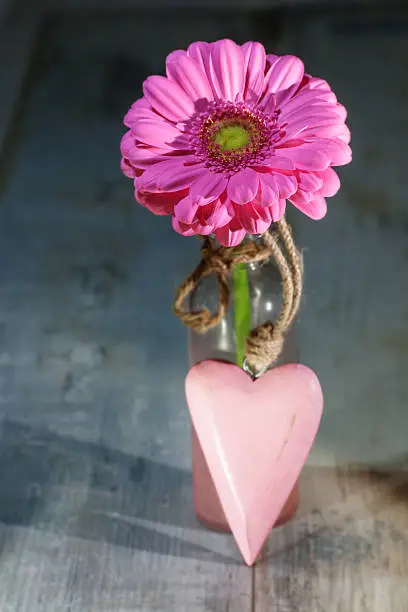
[273,172,297,198]
[259,173,279,205]
[259,172,297,205]
[290,193,327,220]
[265,53,278,70]
[192,222,215,235]
[196,199,233,228]
[274,81,308,109]
[158,163,206,191]
[255,192,286,220]
[241,41,266,102]
[294,121,351,142]
[277,88,337,116]
[317,138,352,166]
[124,99,157,127]
[143,75,195,122]
[137,189,186,215]
[254,203,274,223]
[227,168,259,204]
[304,76,333,92]
[234,203,272,234]
[130,97,150,110]
[257,90,276,113]
[275,143,331,171]
[215,225,246,247]
[189,172,228,205]
[282,116,346,144]
[250,217,272,235]
[122,137,172,170]
[120,131,136,157]
[124,146,168,169]
[261,156,295,170]
[271,199,287,221]
[210,39,245,101]
[131,119,186,149]
[206,207,230,228]
[244,215,270,235]
[136,161,177,191]
[121,157,138,178]
[166,50,214,102]
[187,41,212,80]
[172,217,196,237]
[282,106,346,133]
[264,55,304,94]
[137,159,202,192]
[319,167,340,197]
[297,172,323,192]
[174,194,199,224]
[336,124,351,144]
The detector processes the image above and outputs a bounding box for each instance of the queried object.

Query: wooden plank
[256,12,408,611]
[255,466,408,612]
[0,421,250,611]
[267,12,408,468]
[0,12,254,611]
[1,8,408,611]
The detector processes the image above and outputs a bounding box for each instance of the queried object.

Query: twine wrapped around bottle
[173,217,303,377]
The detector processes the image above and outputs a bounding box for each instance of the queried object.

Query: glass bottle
[188,251,300,532]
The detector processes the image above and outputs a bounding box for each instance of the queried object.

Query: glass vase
[188,252,300,532]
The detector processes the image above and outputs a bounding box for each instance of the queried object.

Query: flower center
[189,101,282,176]
[214,124,250,151]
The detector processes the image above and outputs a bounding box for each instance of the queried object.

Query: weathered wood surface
[258,466,408,612]
[0,8,407,612]
[255,14,408,610]
[292,14,408,469]
[0,12,255,612]
[0,422,250,611]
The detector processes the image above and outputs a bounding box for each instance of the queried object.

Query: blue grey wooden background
[0,6,407,611]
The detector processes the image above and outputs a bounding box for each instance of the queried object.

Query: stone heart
[185,360,323,565]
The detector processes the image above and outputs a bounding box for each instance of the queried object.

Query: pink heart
[185,360,323,565]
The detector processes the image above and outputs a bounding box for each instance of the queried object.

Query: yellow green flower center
[214,124,250,151]
[193,101,280,175]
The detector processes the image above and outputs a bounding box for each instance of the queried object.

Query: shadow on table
[0,418,237,564]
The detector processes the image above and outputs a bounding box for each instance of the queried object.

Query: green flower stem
[232,263,251,368]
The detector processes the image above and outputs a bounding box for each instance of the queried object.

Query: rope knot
[202,251,229,276]
[173,218,303,376]
[245,322,285,375]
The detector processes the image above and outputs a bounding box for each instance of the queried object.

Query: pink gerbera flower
[121,39,351,246]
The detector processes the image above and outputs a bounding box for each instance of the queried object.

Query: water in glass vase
[188,253,300,532]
